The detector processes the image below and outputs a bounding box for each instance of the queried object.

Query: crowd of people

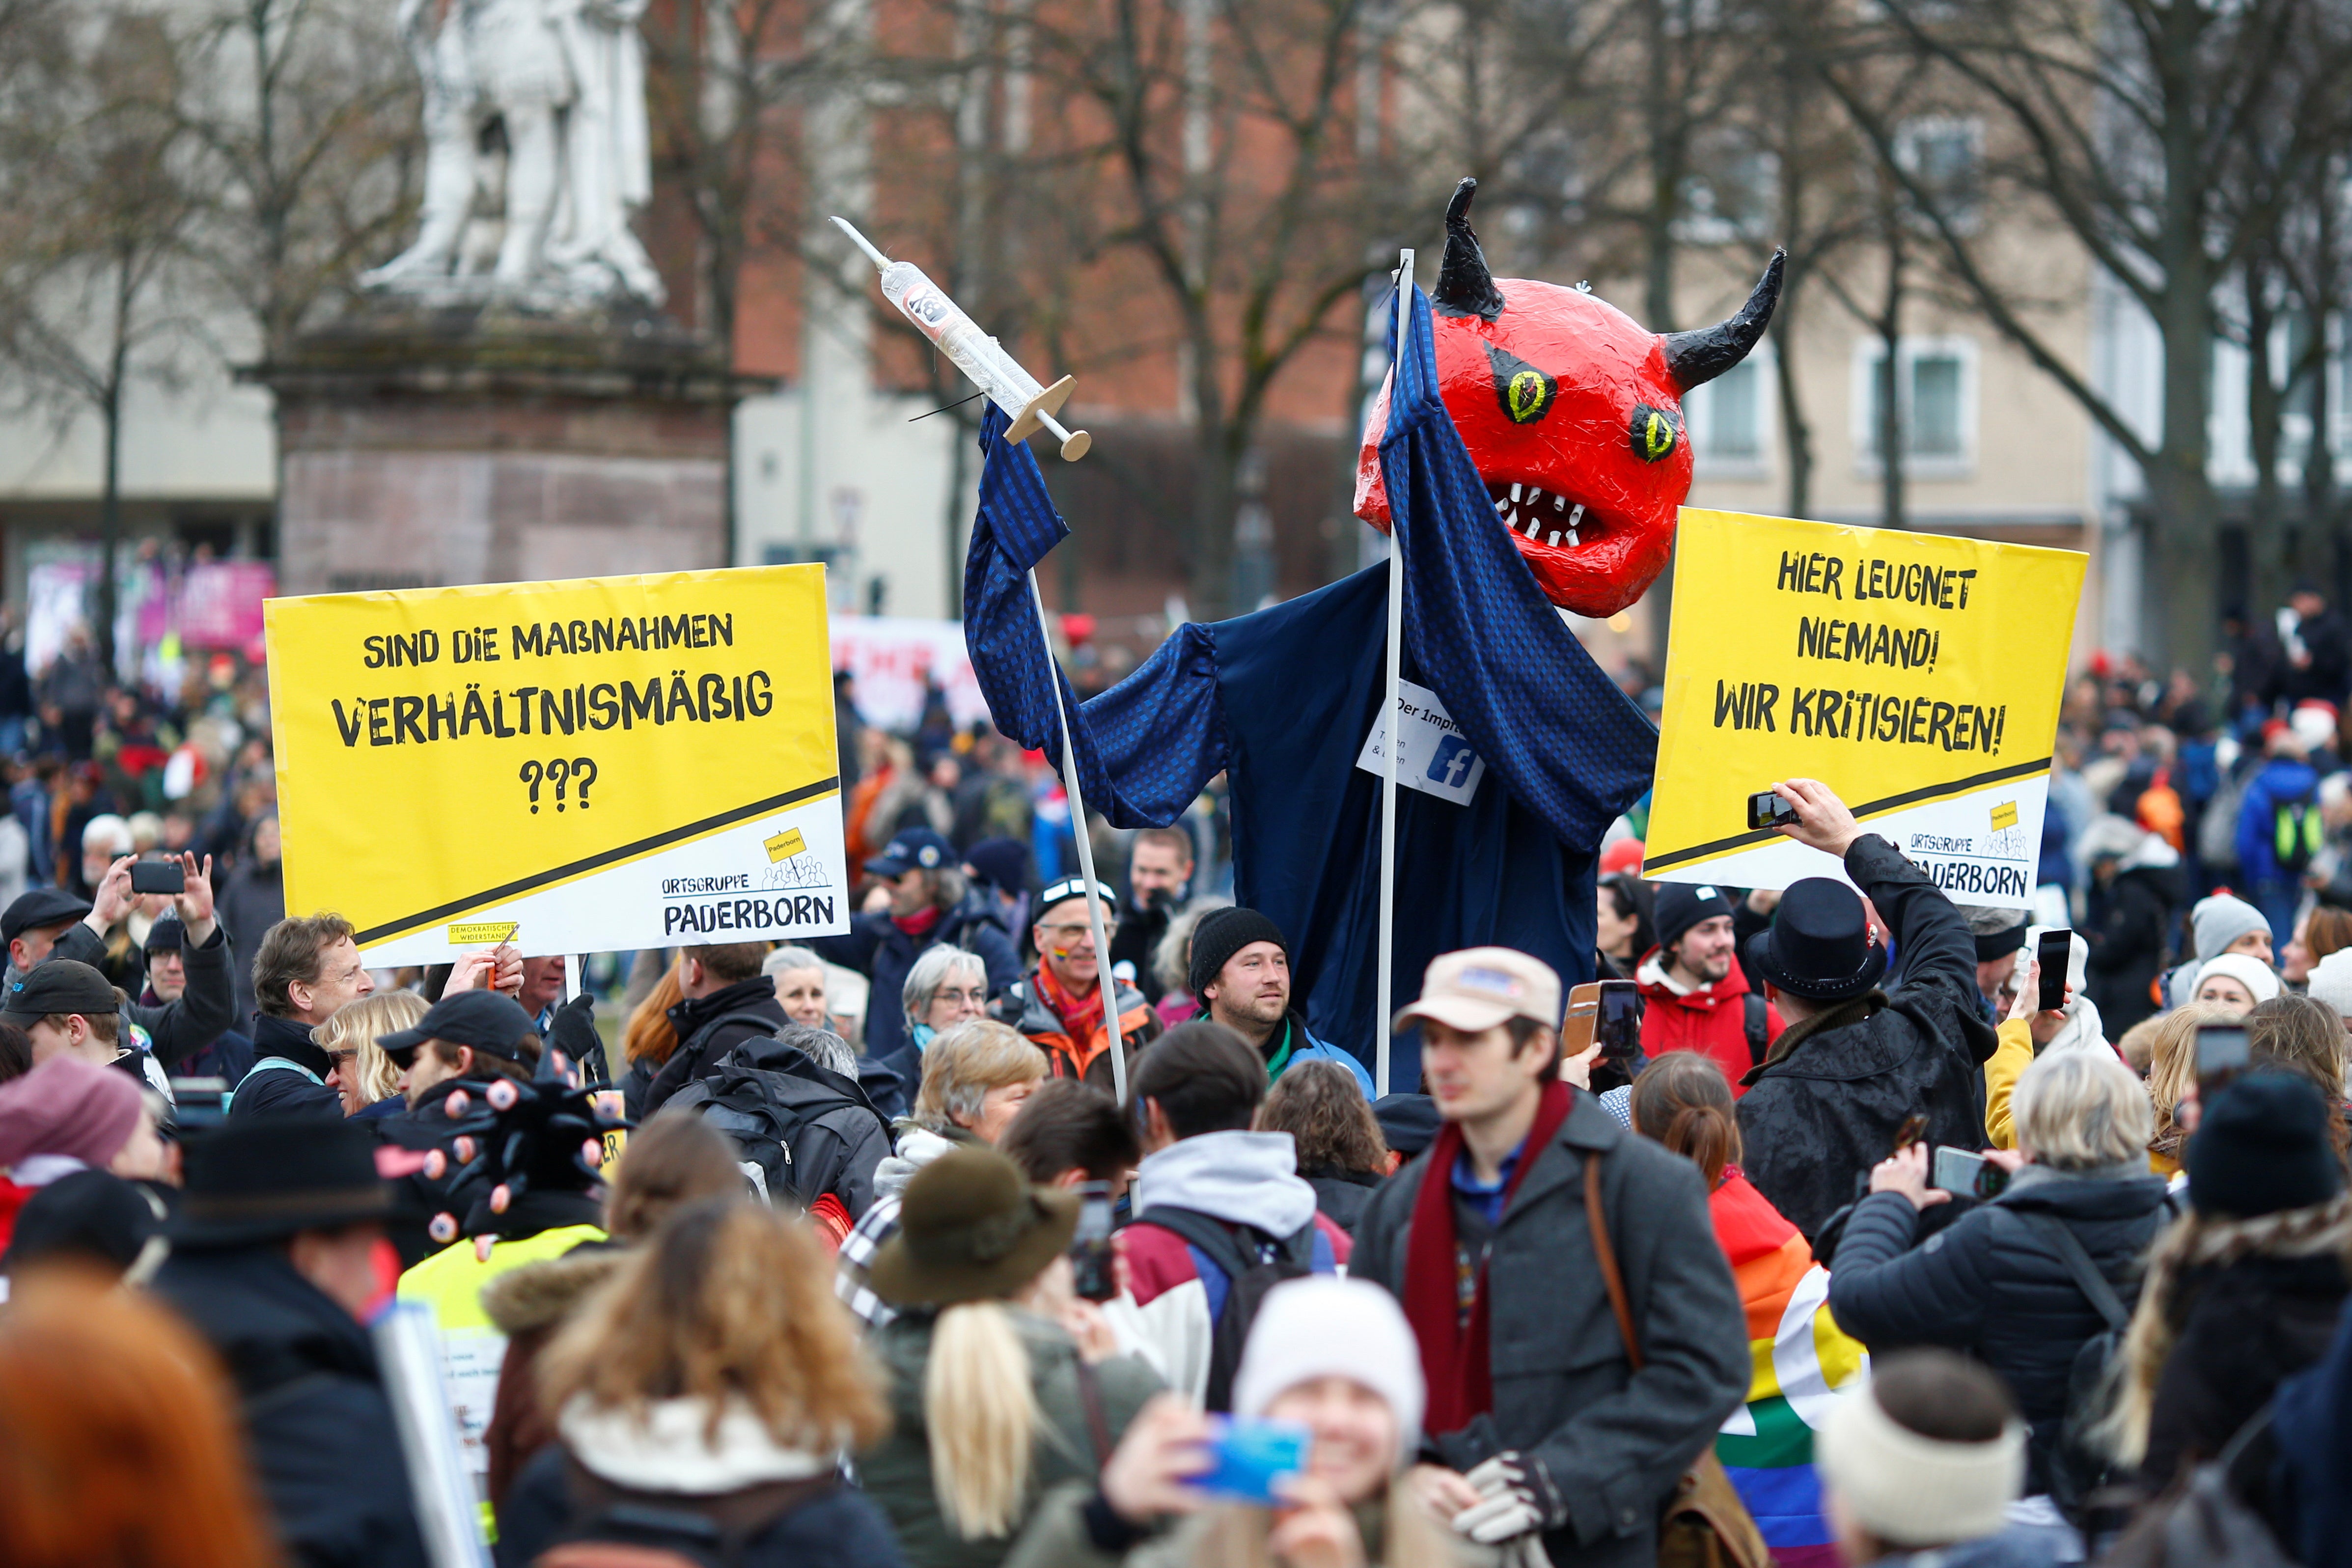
[11,600,2352,1568]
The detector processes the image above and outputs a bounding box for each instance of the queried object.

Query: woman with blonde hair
[859,1145,1163,1568]
[496,1196,905,1567]
[2145,1003,2233,1176]
[617,958,685,1116]
[312,990,423,1118]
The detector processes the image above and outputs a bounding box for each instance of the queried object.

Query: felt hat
[3,1168,165,1275]
[169,1120,391,1249]
[865,1145,1077,1307]
[1744,878,1886,1002]
[0,887,90,945]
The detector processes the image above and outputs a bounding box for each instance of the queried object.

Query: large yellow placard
[266,566,845,959]
[1645,510,2084,903]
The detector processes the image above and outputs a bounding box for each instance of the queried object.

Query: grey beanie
[2191,894,2271,964]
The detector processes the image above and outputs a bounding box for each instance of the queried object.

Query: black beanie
[1189,907,1289,1003]
[2188,1071,2346,1219]
[1653,882,1734,957]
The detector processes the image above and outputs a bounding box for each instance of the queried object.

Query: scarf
[1033,958,1110,1045]
[1738,989,1887,1087]
[893,904,944,941]
[1402,1079,1575,1434]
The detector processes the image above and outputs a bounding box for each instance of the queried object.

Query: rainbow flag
[1710,1174,1868,1568]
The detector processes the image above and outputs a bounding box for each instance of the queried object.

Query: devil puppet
[957,179,1780,1090]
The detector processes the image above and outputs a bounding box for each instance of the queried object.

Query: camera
[130,860,185,896]
[1068,1181,1117,1302]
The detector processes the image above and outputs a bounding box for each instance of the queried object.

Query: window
[1893,116,1982,230]
[1686,355,1771,478]
[1854,336,1979,477]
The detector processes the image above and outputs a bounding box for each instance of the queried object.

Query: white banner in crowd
[830,616,991,735]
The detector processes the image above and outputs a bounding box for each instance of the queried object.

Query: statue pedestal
[246,299,770,593]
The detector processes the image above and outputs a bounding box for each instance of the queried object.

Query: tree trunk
[1876,223,1905,531]
[1189,416,1238,623]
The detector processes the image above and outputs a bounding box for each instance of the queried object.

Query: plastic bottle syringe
[831,216,1091,461]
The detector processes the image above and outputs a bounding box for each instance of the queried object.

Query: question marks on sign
[520,757,599,812]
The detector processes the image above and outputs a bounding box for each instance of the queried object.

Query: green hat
[866,1145,1078,1307]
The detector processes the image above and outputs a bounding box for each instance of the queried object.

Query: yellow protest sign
[1645,510,2084,905]
[266,566,850,963]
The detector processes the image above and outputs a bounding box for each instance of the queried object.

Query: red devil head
[1356,179,1782,618]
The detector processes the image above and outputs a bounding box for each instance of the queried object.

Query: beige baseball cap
[1392,947,1562,1035]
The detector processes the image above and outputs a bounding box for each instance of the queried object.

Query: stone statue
[364,0,665,304]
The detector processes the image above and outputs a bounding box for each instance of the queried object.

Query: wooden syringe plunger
[831,217,1092,462]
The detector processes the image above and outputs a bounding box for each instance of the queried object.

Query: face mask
[911,1023,935,1053]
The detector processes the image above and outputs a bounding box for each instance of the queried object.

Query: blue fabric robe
[960,288,1657,1089]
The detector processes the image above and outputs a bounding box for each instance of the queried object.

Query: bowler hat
[170,1120,391,1249]
[1744,878,1887,1002]
[866,1145,1078,1307]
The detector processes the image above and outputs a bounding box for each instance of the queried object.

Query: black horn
[1661,250,1785,391]
[1432,178,1505,322]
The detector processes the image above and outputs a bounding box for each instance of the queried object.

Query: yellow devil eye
[1485,343,1558,425]
[1629,403,1680,462]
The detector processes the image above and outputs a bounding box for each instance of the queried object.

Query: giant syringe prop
[831,217,1092,462]
[832,215,1125,1096]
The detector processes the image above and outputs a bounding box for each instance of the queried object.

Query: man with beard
[1634,884,1780,1094]
[1190,907,1373,1094]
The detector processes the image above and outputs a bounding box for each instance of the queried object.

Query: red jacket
[1634,949,1782,1097]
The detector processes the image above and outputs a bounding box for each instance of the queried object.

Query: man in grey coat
[1351,947,1749,1568]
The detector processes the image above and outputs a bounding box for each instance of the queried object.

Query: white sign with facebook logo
[1355,679,1488,805]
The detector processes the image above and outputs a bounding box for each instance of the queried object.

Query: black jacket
[1737,836,1999,1237]
[216,858,286,1024]
[2085,859,2182,1035]
[809,889,1022,1072]
[1351,1091,1750,1568]
[1108,888,1176,1004]
[2144,1251,2352,1490]
[1823,1167,2172,1492]
[1301,1164,1382,1233]
[496,1444,908,1568]
[52,919,236,1072]
[227,1012,343,1122]
[642,978,791,1116]
[151,1244,428,1568]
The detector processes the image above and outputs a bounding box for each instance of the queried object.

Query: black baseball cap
[0,960,120,1025]
[1,888,90,944]
[375,988,538,1069]
[143,913,186,955]
[866,827,953,880]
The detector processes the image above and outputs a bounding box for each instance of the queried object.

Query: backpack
[2272,787,2326,874]
[665,1024,882,1209]
[2200,763,2252,874]
[2021,1210,2136,1521]
[1138,1206,1325,1412]
[534,1459,837,1568]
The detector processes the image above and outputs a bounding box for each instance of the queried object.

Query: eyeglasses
[932,987,988,1006]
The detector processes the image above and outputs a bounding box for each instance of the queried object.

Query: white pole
[1027,570,1129,1101]
[1376,250,1413,1100]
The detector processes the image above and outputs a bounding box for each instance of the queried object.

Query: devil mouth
[1489,482,1596,550]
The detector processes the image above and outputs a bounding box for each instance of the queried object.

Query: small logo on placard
[1990,800,2019,832]
[448,921,520,945]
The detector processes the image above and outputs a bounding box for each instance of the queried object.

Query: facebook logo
[1428,734,1478,790]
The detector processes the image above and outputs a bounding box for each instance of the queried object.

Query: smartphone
[1891,1113,1929,1154]
[1194,1415,1311,1506]
[1563,982,1600,1062]
[2196,1022,2251,1093]
[1930,1145,2010,1201]
[1069,1180,1117,1302]
[2036,930,2072,1013]
[130,860,185,896]
[1595,979,1643,1064]
[1747,791,1800,831]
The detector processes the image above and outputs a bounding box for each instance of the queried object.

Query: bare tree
[1820,0,2352,658]
[0,6,200,669]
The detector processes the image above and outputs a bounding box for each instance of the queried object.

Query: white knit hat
[2310,948,2352,1021]
[2193,952,2282,1007]
[1815,1382,2025,1547]
[1230,1276,1424,1467]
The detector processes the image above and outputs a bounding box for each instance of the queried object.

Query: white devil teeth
[1553,494,1566,512]
[1568,527,1581,545]
[1493,497,1509,515]
[1511,483,1523,501]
